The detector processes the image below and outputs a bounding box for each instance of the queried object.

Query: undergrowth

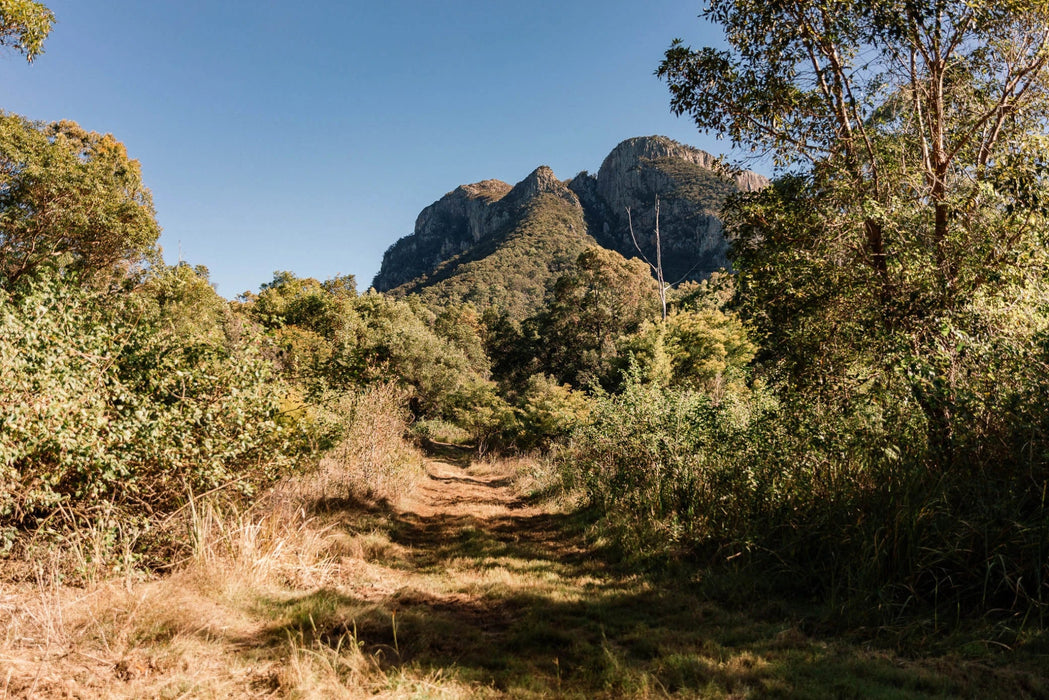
[0,383,428,697]
[563,370,1049,631]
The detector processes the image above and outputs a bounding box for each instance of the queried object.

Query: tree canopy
[659,0,1049,464]
[0,114,161,285]
[658,0,1049,311]
[0,0,53,62]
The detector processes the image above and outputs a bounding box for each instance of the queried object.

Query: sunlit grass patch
[3,445,1047,698]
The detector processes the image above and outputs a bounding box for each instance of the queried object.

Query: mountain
[569,136,767,284]
[374,166,594,321]
[372,136,768,319]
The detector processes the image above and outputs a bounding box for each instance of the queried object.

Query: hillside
[371,136,768,318]
[374,166,595,321]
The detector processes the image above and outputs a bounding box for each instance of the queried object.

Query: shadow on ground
[250,454,1049,699]
[418,438,475,467]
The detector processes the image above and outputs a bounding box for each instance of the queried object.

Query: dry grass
[297,383,426,506]
[0,385,434,699]
[3,404,1047,698]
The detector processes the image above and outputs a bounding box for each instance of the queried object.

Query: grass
[2,442,1048,698]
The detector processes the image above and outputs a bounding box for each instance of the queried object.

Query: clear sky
[0,1,739,297]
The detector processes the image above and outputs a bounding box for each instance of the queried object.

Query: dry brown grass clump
[0,384,430,698]
[287,383,426,507]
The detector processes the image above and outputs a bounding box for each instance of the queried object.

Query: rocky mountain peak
[371,135,770,296]
[458,179,512,203]
[598,136,768,198]
[602,135,711,169]
[505,165,576,206]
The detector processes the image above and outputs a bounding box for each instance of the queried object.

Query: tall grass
[564,372,1049,626]
[0,383,427,696]
[282,383,426,507]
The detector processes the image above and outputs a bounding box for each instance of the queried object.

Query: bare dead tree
[627,196,670,320]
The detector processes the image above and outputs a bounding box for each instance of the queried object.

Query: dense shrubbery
[0,267,300,553]
[241,270,495,421]
[568,358,1049,618]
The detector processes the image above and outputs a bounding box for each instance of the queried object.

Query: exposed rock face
[506,165,564,203]
[372,135,769,301]
[373,167,583,293]
[373,179,513,291]
[571,136,769,283]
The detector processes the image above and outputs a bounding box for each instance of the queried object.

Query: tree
[0,114,161,285]
[0,0,53,62]
[529,247,659,388]
[334,292,493,418]
[658,0,1049,463]
[141,262,228,345]
[627,196,671,320]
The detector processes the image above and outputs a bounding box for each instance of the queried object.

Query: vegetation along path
[5,447,1047,698]
[296,448,1048,698]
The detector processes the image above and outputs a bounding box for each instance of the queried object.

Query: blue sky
[1,1,738,297]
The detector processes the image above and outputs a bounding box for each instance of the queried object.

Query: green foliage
[432,303,489,376]
[241,271,493,421]
[659,2,1049,450]
[567,365,1049,618]
[668,271,735,312]
[449,382,516,451]
[0,0,53,62]
[247,270,355,337]
[333,292,492,418]
[0,269,296,541]
[621,309,756,397]
[141,262,228,345]
[567,371,769,555]
[519,247,660,389]
[567,0,1049,620]
[239,271,357,388]
[407,193,594,323]
[0,114,160,285]
[512,374,591,451]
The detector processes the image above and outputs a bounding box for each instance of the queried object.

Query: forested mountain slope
[371,136,768,318]
[375,166,594,321]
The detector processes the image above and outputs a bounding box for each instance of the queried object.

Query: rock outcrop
[570,136,769,283]
[373,179,513,291]
[371,136,769,312]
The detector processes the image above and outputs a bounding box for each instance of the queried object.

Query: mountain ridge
[371,136,769,317]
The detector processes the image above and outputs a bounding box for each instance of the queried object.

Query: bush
[306,384,425,504]
[0,269,298,550]
[564,364,1049,622]
[566,369,769,554]
[514,374,591,451]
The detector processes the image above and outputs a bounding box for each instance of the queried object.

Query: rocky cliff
[374,165,593,320]
[371,136,768,315]
[372,179,513,291]
[569,136,768,284]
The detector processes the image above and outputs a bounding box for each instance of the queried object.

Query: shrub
[514,374,591,451]
[0,269,297,549]
[564,363,1049,621]
[304,384,424,504]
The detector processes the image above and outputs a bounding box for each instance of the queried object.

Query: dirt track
[5,450,1041,698]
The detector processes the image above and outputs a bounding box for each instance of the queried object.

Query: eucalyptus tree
[0,0,53,62]
[0,115,161,286]
[659,0,1049,464]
